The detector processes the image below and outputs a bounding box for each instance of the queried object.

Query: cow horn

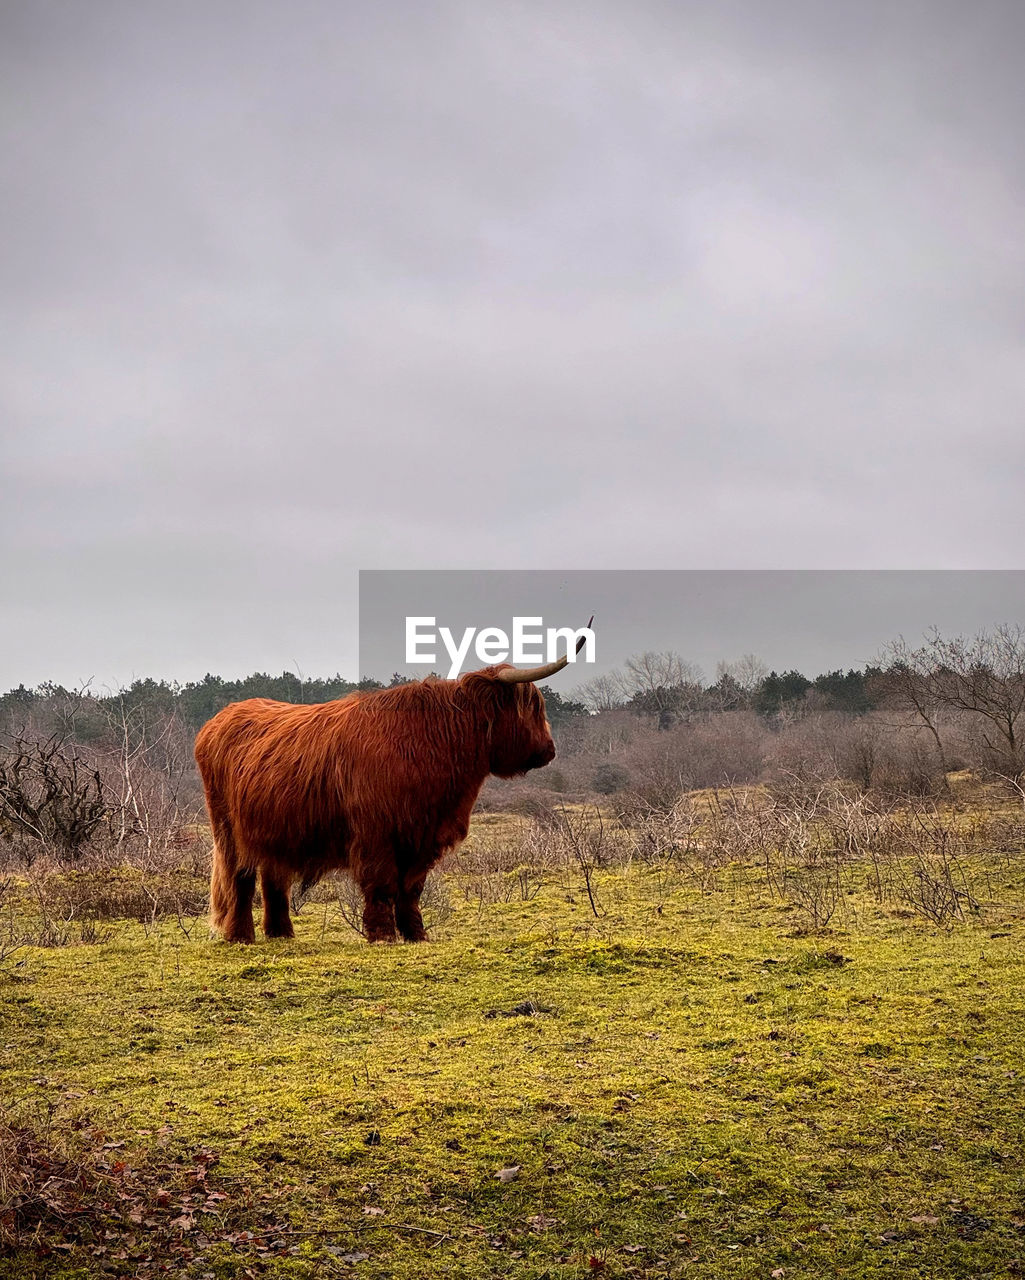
[495,617,593,684]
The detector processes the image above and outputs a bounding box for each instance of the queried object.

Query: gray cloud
[3,1,1024,688]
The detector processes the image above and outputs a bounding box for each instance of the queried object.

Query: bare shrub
[519,816,566,878]
[604,712,768,812]
[545,767,568,793]
[329,869,452,937]
[331,873,366,934]
[830,716,881,790]
[766,706,952,801]
[891,858,976,925]
[554,805,613,917]
[102,703,202,864]
[700,780,870,925]
[971,807,1025,870]
[985,771,1025,817]
[771,713,863,791]
[868,724,951,797]
[702,786,770,864]
[779,861,847,930]
[0,735,108,863]
[475,777,577,814]
[504,792,564,827]
[592,762,630,795]
[869,803,981,924]
[752,783,982,926]
[448,802,635,920]
[6,854,210,947]
[628,795,701,863]
[677,712,768,788]
[0,697,209,943]
[0,877,21,964]
[0,696,204,884]
[614,727,692,812]
[620,794,721,900]
[413,871,452,932]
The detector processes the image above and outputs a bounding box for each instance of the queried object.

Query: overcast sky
[2,1,1024,690]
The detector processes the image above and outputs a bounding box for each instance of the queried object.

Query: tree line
[2,625,1024,766]
[0,658,888,735]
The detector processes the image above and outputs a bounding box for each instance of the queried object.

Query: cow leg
[354,869,396,943]
[362,887,398,943]
[208,807,257,943]
[261,868,295,939]
[207,796,238,932]
[396,871,429,942]
[223,868,257,944]
[209,821,233,931]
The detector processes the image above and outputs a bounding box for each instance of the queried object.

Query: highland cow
[194,640,586,944]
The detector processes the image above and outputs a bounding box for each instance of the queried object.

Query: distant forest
[0,661,881,736]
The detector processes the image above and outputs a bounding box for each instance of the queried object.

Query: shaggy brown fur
[194,668,556,943]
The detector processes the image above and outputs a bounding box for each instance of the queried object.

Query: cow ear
[460,665,506,685]
[458,668,516,709]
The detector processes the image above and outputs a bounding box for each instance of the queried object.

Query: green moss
[2,861,1024,1278]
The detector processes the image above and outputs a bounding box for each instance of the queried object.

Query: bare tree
[619,651,704,729]
[881,626,1025,779]
[102,697,198,861]
[623,650,702,693]
[708,655,768,712]
[575,672,624,714]
[717,654,769,695]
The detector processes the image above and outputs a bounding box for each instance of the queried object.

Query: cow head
[472,674,557,777]
[460,618,592,779]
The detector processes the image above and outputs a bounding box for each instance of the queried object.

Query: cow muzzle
[525,741,556,771]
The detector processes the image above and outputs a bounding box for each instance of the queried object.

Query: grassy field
[2,818,1025,1279]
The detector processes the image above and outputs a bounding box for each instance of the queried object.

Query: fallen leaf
[496,1166,520,1183]
[526,1214,558,1231]
[910,1214,940,1225]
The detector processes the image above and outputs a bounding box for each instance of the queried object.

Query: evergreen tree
[754,670,811,718]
